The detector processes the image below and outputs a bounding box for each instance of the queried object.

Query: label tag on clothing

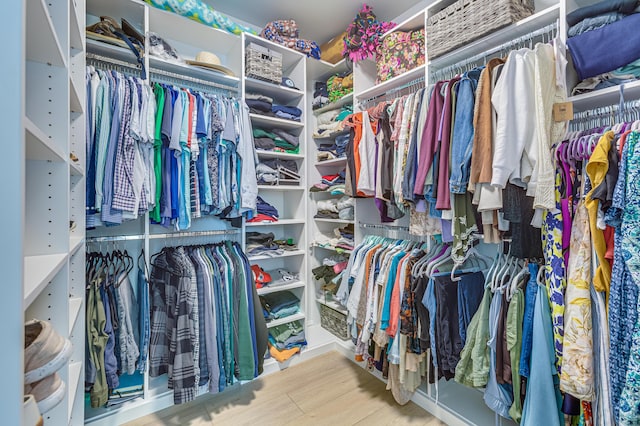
[553,102,574,122]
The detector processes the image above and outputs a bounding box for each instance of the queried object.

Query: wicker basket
[427,0,534,60]
[320,304,349,340]
[245,42,283,84]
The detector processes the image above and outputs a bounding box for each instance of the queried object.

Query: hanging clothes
[86,67,257,230]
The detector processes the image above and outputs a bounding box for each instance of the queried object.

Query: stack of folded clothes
[253,128,300,154]
[313,107,352,138]
[246,93,273,114]
[567,0,640,94]
[260,291,300,321]
[321,171,346,186]
[317,133,349,161]
[246,232,282,257]
[256,158,300,185]
[246,232,299,257]
[312,81,329,110]
[313,223,355,252]
[268,320,306,363]
[314,196,354,220]
[309,182,346,195]
[272,104,302,121]
[247,196,279,223]
[312,254,349,296]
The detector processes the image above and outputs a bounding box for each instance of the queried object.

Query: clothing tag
[553,102,573,122]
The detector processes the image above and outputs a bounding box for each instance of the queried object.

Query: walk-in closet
[6,0,640,424]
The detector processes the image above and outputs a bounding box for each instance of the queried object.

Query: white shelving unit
[5,0,88,424]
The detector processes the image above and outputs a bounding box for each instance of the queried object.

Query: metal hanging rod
[431,21,558,82]
[569,98,640,131]
[359,222,410,232]
[359,76,426,109]
[150,68,239,93]
[87,53,144,78]
[87,229,241,243]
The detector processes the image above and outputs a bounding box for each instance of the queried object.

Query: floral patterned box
[376,29,425,84]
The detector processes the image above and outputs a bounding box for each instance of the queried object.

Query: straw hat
[186,51,235,76]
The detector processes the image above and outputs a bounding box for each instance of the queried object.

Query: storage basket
[245,42,283,84]
[320,304,350,340]
[427,0,534,60]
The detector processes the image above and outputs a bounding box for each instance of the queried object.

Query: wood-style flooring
[124,351,446,426]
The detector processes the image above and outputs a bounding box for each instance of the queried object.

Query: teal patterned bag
[144,0,256,36]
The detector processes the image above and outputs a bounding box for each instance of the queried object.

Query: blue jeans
[449,68,482,194]
[519,263,539,378]
[137,265,150,373]
[457,271,485,344]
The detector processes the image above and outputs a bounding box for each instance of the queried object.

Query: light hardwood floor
[124,351,446,426]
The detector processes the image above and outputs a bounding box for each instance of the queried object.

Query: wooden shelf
[24,253,68,308]
[313,93,353,116]
[25,117,66,162]
[428,5,560,70]
[355,65,426,101]
[266,312,305,329]
[258,281,306,296]
[26,0,66,67]
[244,77,304,103]
[248,250,306,262]
[68,297,83,332]
[250,114,304,131]
[256,150,304,160]
[246,219,306,227]
[569,79,640,112]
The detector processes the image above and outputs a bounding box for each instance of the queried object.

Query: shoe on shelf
[69,152,79,163]
[69,220,76,231]
[24,320,73,385]
[23,394,43,426]
[24,373,66,415]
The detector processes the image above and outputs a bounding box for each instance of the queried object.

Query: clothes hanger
[421,244,450,277]
[450,245,491,282]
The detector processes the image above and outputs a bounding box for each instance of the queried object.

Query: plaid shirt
[111,77,138,213]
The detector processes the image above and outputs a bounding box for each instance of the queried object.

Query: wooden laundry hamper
[427,0,535,59]
[320,304,350,340]
[245,42,283,84]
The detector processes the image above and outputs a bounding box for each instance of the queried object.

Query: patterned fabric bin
[320,304,350,340]
[376,29,425,84]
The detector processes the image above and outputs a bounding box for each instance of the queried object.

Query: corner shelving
[569,79,640,112]
[246,219,306,227]
[256,151,305,160]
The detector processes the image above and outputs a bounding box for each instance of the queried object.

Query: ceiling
[205,0,427,45]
